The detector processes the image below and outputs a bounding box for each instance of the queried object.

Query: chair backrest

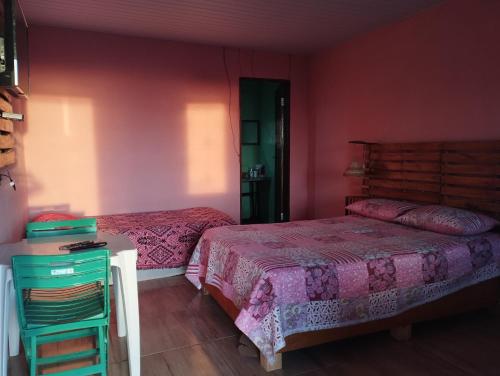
[12,249,110,329]
[26,218,97,239]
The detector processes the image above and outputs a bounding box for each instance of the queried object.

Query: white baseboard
[137,266,186,281]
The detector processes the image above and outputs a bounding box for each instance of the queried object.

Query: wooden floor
[9,275,500,375]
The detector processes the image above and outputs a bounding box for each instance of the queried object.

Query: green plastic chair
[26,218,97,239]
[12,249,110,375]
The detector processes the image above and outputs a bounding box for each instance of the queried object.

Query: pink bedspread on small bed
[186,215,500,361]
[96,207,236,269]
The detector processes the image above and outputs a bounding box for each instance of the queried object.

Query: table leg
[0,266,7,376]
[7,276,19,357]
[117,250,140,376]
[252,182,258,221]
[112,266,127,337]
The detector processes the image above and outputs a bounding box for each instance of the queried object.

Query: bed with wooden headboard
[190,140,500,372]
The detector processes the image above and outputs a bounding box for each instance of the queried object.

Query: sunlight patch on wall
[186,103,227,195]
[25,95,98,215]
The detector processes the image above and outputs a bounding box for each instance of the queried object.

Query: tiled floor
[9,276,500,375]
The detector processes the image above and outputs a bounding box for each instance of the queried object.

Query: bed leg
[238,334,258,358]
[260,352,282,372]
[390,324,412,341]
[202,286,210,296]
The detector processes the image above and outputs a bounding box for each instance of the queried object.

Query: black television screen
[0,0,29,97]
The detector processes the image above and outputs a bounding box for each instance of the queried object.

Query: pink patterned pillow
[346,198,420,221]
[395,205,498,235]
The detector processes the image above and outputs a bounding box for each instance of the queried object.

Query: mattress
[96,207,236,269]
[186,215,500,361]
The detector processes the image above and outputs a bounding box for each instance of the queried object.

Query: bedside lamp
[343,140,371,215]
[343,140,369,177]
[343,161,365,177]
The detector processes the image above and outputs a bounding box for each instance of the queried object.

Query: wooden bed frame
[202,140,500,371]
[203,277,500,371]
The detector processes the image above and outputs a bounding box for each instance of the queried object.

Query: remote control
[59,241,93,250]
[59,241,107,251]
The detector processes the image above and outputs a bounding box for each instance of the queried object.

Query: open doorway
[239,78,290,224]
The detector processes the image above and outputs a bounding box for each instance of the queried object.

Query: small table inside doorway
[241,176,271,223]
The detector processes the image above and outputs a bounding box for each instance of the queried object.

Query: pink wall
[0,97,29,243]
[309,0,500,218]
[24,26,311,222]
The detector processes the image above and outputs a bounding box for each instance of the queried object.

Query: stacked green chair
[26,218,97,239]
[11,249,110,375]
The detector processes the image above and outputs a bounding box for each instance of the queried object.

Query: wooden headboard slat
[442,175,500,187]
[370,151,441,162]
[364,171,441,183]
[443,153,500,164]
[443,141,500,151]
[364,187,441,204]
[368,178,440,193]
[442,186,500,200]
[371,161,441,173]
[370,142,442,151]
[442,197,500,216]
[443,164,500,175]
[365,141,500,220]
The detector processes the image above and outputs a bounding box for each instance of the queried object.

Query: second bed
[96,207,236,270]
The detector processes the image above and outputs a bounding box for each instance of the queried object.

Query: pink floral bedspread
[96,207,236,269]
[186,215,500,361]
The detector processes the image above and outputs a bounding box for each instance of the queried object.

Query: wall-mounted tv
[0,0,29,97]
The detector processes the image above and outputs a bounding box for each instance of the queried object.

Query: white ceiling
[20,0,442,53]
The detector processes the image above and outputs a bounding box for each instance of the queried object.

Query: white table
[0,232,141,376]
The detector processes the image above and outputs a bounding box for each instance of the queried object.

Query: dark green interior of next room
[240,79,281,224]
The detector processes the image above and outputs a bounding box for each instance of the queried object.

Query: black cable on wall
[222,47,240,160]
